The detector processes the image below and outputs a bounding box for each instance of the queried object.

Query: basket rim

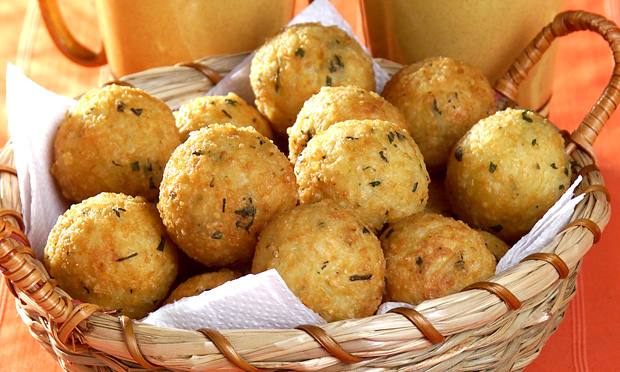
[0,9,617,372]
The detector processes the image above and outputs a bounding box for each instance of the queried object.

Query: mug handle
[37,0,107,67]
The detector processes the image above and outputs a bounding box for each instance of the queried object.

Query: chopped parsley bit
[211,231,224,239]
[326,76,332,86]
[116,252,138,262]
[395,132,406,140]
[321,261,329,270]
[455,146,463,161]
[112,160,121,166]
[234,199,256,232]
[536,163,541,169]
[379,151,388,162]
[192,150,203,156]
[550,163,558,169]
[225,99,239,106]
[275,65,281,92]
[455,252,465,270]
[117,102,125,112]
[222,109,232,118]
[532,139,537,146]
[329,60,338,73]
[489,161,498,173]
[345,136,359,140]
[222,198,226,212]
[349,274,372,281]
[333,55,345,71]
[416,256,423,266]
[318,221,326,227]
[112,207,126,217]
[559,184,565,190]
[295,48,305,58]
[307,130,314,142]
[387,132,395,143]
[130,108,143,117]
[490,224,503,233]
[412,182,419,192]
[363,227,370,234]
[156,236,166,252]
[209,175,215,187]
[130,161,140,171]
[433,98,442,115]
[369,181,381,187]
[564,167,569,176]
[521,110,533,122]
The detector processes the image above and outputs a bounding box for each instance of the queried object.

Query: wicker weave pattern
[0,11,616,372]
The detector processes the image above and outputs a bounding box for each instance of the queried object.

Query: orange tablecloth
[1,0,618,371]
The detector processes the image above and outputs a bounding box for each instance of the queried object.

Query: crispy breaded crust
[51,84,181,202]
[158,124,298,268]
[381,213,496,305]
[252,200,385,322]
[44,192,180,319]
[250,22,375,135]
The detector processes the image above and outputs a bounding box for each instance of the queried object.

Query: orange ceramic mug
[38,0,296,77]
[361,0,564,113]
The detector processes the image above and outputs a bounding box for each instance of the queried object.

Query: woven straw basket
[1,10,618,372]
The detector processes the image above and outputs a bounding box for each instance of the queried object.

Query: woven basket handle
[495,10,620,160]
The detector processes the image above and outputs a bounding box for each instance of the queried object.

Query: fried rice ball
[382,56,496,173]
[475,229,511,262]
[51,84,181,202]
[43,193,180,319]
[174,93,274,141]
[158,124,298,268]
[252,200,385,322]
[445,108,572,243]
[164,268,241,304]
[287,85,408,164]
[295,119,429,232]
[250,22,375,135]
[381,213,496,305]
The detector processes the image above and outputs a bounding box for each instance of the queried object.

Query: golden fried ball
[252,200,385,322]
[382,56,496,173]
[44,193,180,319]
[475,229,511,262]
[250,22,375,135]
[445,108,572,243]
[164,268,241,304]
[287,85,408,164]
[51,84,181,202]
[174,93,274,141]
[295,119,429,232]
[158,124,298,268]
[381,213,496,305]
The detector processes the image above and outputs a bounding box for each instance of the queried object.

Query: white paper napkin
[142,269,325,330]
[6,62,74,258]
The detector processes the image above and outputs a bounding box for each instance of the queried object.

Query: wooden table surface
[1,0,619,371]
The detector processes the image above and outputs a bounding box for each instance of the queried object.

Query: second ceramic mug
[38,0,296,77]
[361,0,564,113]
